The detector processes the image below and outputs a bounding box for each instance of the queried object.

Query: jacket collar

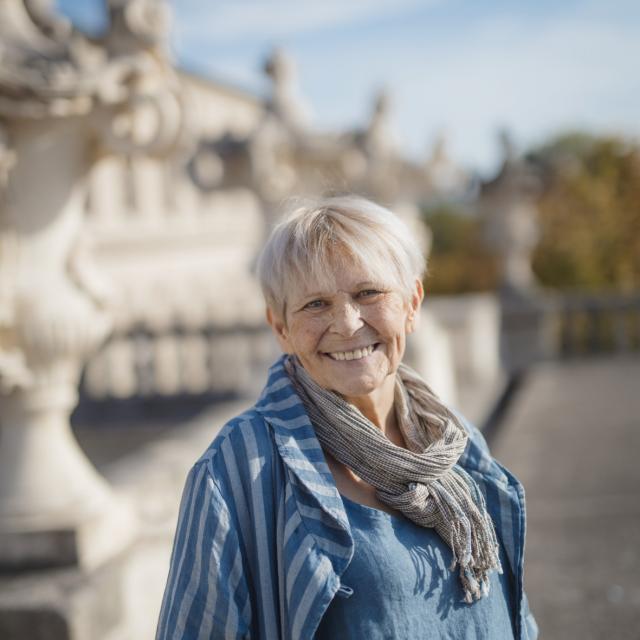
[456,412,512,487]
[255,356,351,532]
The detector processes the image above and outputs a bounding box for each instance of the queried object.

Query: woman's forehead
[288,260,394,300]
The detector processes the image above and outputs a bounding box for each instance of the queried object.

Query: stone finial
[364,88,394,158]
[498,127,518,166]
[106,0,172,53]
[425,131,469,197]
[263,47,308,130]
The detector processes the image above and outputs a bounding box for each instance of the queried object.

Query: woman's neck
[344,377,404,445]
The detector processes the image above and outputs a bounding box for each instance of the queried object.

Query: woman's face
[267,256,423,405]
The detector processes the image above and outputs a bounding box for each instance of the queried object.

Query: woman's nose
[330,301,363,335]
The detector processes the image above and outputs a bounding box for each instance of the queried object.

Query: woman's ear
[406,278,424,334]
[266,307,291,352]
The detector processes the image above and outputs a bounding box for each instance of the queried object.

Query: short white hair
[257,195,426,317]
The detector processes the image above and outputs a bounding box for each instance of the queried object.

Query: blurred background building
[0,1,638,638]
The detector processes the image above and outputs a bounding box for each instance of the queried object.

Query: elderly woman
[156,196,537,639]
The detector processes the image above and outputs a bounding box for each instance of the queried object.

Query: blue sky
[56,0,640,174]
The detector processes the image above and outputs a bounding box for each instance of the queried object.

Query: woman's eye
[303,299,326,310]
[358,289,382,298]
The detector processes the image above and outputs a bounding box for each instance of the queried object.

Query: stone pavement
[491,355,640,640]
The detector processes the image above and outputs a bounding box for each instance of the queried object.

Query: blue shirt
[316,494,515,639]
[156,356,538,639]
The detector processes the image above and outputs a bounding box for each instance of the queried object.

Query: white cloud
[170,0,436,44]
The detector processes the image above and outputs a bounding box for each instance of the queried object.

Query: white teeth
[328,344,375,361]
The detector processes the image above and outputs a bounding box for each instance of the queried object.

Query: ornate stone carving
[0,0,183,568]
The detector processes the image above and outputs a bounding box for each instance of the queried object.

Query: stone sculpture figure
[263,47,309,133]
[481,130,542,295]
[0,0,183,569]
[479,130,552,374]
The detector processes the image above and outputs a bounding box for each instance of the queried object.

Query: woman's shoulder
[458,413,491,455]
[173,405,281,526]
[185,358,313,500]
[196,405,276,474]
[451,409,524,494]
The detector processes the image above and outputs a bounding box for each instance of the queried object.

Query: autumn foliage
[422,133,640,294]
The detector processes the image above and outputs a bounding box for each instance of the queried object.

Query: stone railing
[499,289,640,373]
[551,291,640,357]
[80,321,276,404]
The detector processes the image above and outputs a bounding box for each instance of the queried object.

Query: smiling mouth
[324,343,379,361]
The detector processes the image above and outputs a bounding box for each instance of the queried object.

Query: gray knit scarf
[284,355,502,603]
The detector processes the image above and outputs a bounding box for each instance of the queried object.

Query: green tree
[422,133,640,295]
[528,133,640,291]
[422,205,499,294]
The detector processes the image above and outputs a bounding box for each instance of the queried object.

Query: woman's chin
[326,367,390,400]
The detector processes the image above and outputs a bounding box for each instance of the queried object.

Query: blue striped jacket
[157,357,538,639]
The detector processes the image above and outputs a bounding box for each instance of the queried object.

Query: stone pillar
[479,131,553,373]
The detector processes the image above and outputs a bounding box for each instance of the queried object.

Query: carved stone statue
[480,129,542,295]
[263,47,309,132]
[0,0,183,569]
[425,132,470,197]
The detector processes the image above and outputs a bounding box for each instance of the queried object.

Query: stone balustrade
[552,291,640,357]
[82,322,276,401]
